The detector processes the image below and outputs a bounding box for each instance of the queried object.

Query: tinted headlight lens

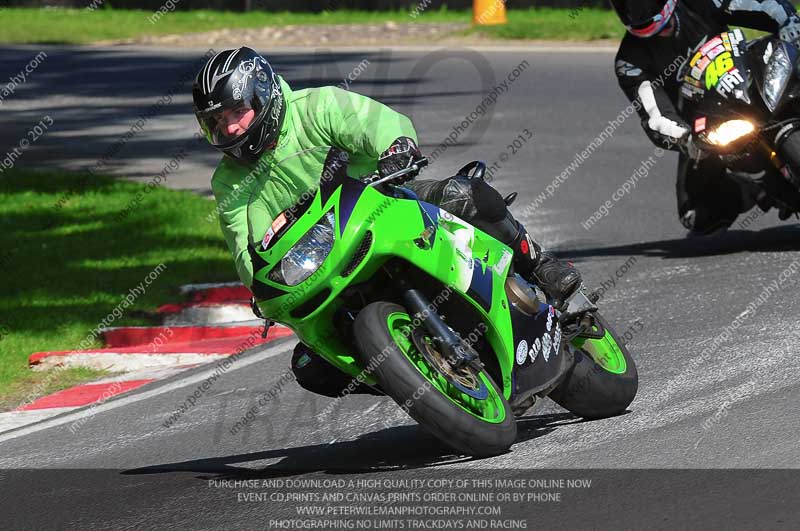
[764,44,792,111]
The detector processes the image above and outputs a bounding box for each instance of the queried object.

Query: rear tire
[548,314,638,420]
[354,301,516,457]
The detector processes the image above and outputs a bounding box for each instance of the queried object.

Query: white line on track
[0,340,292,445]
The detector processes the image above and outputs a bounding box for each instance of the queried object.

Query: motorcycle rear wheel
[354,301,516,457]
[548,314,638,420]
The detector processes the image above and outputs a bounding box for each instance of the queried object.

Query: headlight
[273,211,335,286]
[764,44,792,111]
[706,119,755,146]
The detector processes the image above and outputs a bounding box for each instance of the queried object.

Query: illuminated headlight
[706,119,755,146]
[272,212,335,286]
[764,44,792,111]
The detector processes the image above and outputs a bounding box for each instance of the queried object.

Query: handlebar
[362,158,429,187]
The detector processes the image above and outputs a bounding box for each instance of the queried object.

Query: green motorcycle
[249,147,638,457]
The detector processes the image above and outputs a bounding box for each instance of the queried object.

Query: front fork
[402,289,478,369]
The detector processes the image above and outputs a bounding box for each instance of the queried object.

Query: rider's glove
[642,117,689,152]
[378,137,423,178]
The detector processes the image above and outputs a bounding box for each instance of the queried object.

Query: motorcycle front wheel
[548,314,638,420]
[776,129,800,202]
[354,301,516,457]
[778,128,800,175]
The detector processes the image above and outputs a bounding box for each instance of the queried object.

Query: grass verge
[0,7,463,44]
[471,8,622,41]
[0,7,622,44]
[0,169,233,410]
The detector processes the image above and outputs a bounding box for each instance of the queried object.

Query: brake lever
[364,157,429,187]
[366,163,419,188]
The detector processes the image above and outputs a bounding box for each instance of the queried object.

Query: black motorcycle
[679,28,800,218]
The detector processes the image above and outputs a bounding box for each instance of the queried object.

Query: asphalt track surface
[1,45,799,529]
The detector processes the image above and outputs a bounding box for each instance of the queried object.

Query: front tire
[777,128,800,185]
[774,129,800,207]
[548,314,638,420]
[354,302,516,457]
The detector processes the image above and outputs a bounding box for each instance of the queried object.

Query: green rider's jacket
[210,77,418,287]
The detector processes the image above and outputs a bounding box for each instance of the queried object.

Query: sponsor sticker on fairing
[729,29,744,55]
[553,326,562,357]
[716,69,744,96]
[705,51,735,89]
[542,333,552,362]
[261,228,275,249]
[694,116,707,133]
[528,337,541,363]
[494,249,513,275]
[262,212,287,248]
[516,340,529,365]
[699,36,724,58]
[681,82,705,101]
[525,233,536,260]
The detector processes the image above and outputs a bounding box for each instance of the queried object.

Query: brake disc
[410,327,481,393]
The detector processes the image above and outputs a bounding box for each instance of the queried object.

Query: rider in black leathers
[611,0,800,235]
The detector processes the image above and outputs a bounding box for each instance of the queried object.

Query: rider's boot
[511,225,582,303]
[487,211,581,302]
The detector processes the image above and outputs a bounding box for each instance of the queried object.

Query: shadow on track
[123,412,578,478]
[558,224,800,260]
[0,46,469,179]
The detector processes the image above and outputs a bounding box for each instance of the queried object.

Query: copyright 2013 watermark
[0,115,54,174]
[0,51,48,107]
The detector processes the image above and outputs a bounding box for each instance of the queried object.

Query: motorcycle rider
[611,0,800,235]
[193,47,581,397]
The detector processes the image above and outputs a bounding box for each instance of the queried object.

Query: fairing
[248,148,566,400]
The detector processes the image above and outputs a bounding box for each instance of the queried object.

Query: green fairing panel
[250,178,517,398]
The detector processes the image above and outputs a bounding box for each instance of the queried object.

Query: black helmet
[610,0,677,38]
[193,47,286,163]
